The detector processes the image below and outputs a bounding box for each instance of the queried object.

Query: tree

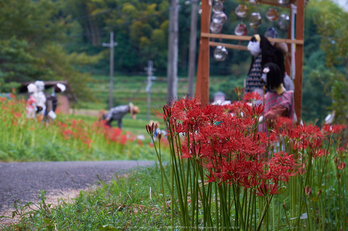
[309,0,348,124]
[0,0,101,100]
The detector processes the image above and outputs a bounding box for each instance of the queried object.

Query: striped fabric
[245,54,265,93]
[259,90,295,133]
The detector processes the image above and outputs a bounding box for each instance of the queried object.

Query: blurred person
[26,83,37,118]
[245,34,285,94]
[34,80,46,120]
[99,103,139,129]
[260,62,297,130]
[274,42,294,91]
[44,83,66,123]
[264,29,294,91]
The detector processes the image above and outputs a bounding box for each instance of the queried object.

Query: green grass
[77,75,233,121]
[2,164,174,230]
[0,99,168,162]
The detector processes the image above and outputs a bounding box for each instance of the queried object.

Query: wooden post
[285,11,292,76]
[295,1,305,122]
[187,0,199,98]
[102,31,118,109]
[167,0,179,104]
[195,0,211,105]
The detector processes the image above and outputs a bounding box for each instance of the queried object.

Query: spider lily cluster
[0,98,145,161]
[147,97,347,230]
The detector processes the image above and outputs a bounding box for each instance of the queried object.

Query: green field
[77,75,239,122]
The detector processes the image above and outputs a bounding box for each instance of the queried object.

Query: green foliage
[0,99,166,162]
[0,0,101,101]
[308,0,348,124]
[3,165,174,230]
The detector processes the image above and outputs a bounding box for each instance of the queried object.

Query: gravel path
[0,160,154,213]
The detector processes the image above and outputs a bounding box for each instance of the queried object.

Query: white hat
[129,102,139,120]
[56,83,66,92]
[27,83,37,94]
[35,80,45,91]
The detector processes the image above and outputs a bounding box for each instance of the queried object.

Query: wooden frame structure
[195,0,305,122]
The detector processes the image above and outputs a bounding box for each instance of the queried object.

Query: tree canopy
[1,0,347,123]
[0,0,101,100]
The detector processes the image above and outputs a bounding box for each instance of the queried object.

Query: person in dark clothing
[44,83,66,123]
[245,34,285,93]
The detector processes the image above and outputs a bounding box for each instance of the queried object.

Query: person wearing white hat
[34,80,46,118]
[100,103,139,129]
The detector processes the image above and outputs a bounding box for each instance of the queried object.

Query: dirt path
[0,160,154,223]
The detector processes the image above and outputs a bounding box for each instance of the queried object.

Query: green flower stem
[256,195,273,231]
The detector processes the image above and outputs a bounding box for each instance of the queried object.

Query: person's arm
[105,109,114,121]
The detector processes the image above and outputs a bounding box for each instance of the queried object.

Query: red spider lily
[243,92,262,102]
[313,149,328,158]
[269,183,281,195]
[137,139,143,146]
[13,113,21,118]
[242,104,264,118]
[256,182,269,196]
[304,185,312,195]
[233,86,244,96]
[62,129,72,136]
[120,135,128,145]
[322,124,346,135]
[338,162,346,170]
[146,122,158,135]
[0,97,6,102]
[156,97,348,201]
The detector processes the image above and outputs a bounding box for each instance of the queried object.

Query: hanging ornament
[264,27,278,38]
[212,12,227,24]
[213,2,224,13]
[234,23,248,36]
[266,8,278,21]
[210,22,223,34]
[235,5,248,18]
[214,46,228,61]
[278,0,291,7]
[278,14,290,30]
[249,0,262,5]
[249,12,262,28]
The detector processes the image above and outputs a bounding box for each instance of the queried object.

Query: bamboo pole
[209,41,248,51]
[201,33,304,45]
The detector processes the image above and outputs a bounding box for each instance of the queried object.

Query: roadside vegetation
[0,98,167,162]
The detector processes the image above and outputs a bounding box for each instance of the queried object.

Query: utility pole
[187,0,198,98]
[102,31,118,109]
[145,60,156,121]
[167,0,179,104]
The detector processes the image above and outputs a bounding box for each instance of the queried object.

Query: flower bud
[317,189,322,197]
[282,203,286,210]
[334,157,340,164]
[338,162,346,170]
